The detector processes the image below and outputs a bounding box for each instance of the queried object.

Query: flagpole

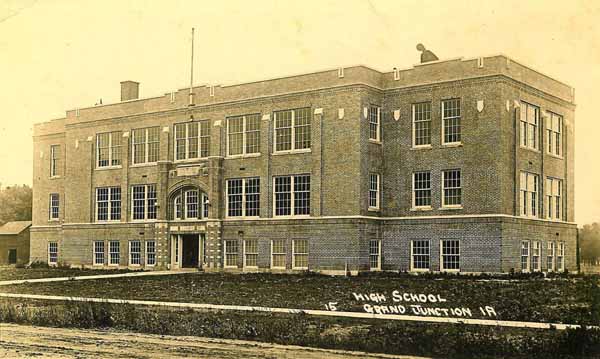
[189,27,195,107]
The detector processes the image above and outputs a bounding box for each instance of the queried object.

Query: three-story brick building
[31,54,576,273]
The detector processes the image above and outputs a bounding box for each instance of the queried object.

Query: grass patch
[0,298,598,359]
[0,267,137,281]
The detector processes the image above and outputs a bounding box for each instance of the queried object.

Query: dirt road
[0,323,427,359]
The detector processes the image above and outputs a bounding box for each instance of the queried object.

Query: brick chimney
[120,81,139,101]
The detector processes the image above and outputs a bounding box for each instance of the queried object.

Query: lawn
[0,267,135,281]
[2,270,599,326]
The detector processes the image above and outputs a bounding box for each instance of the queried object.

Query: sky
[0,0,598,225]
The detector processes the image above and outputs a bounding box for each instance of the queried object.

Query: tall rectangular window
[369,240,381,270]
[413,171,431,208]
[132,184,157,220]
[244,239,258,268]
[227,178,260,217]
[520,172,539,217]
[50,145,60,177]
[292,239,309,269]
[146,240,156,266]
[132,127,160,164]
[271,239,286,269]
[441,240,460,271]
[129,240,141,265]
[224,240,239,268]
[411,240,430,271]
[48,242,58,264]
[442,99,461,144]
[546,178,563,221]
[109,241,120,265]
[412,102,432,147]
[174,121,210,160]
[546,112,563,157]
[521,241,530,272]
[227,114,261,156]
[96,187,121,221]
[274,175,310,216]
[442,169,462,207]
[520,102,539,150]
[369,105,381,142]
[557,242,565,271]
[274,108,311,152]
[369,174,380,210]
[93,241,104,265]
[532,241,541,272]
[547,242,555,272]
[49,193,60,220]
[96,131,122,168]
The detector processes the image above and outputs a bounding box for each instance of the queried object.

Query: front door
[8,249,17,265]
[181,234,199,268]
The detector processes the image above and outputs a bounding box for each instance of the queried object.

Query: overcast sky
[0,0,598,225]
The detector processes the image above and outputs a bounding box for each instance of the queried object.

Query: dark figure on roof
[416,43,439,63]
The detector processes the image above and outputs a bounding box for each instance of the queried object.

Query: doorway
[8,249,17,265]
[181,234,199,268]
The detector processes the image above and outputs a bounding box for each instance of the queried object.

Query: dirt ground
[0,323,427,359]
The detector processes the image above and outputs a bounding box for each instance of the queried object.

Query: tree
[579,223,600,263]
[0,185,32,226]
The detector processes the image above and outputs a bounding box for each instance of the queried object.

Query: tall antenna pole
[189,27,195,107]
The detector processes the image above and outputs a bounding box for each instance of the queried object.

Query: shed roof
[0,221,32,235]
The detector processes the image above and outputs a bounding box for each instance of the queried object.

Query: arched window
[170,187,208,220]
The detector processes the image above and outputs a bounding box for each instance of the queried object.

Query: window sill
[49,176,61,180]
[48,219,60,222]
[440,269,460,273]
[410,206,432,212]
[519,146,540,153]
[224,266,239,269]
[174,158,209,164]
[272,149,311,156]
[410,268,430,273]
[225,153,261,160]
[369,268,382,272]
[369,139,382,145]
[441,142,463,148]
[96,220,121,224]
[96,165,123,171]
[411,145,432,150]
[292,267,309,270]
[224,216,260,220]
[130,219,158,223]
[545,153,564,160]
[272,215,311,219]
[439,206,463,210]
[368,207,380,212]
[270,267,286,270]
[130,162,158,168]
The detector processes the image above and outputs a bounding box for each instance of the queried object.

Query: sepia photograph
[0,0,599,358]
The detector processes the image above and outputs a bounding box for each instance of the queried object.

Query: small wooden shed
[0,221,31,266]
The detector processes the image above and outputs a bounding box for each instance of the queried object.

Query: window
[227,178,260,217]
[557,242,565,271]
[369,174,380,210]
[293,239,309,269]
[146,241,156,266]
[8,249,16,265]
[174,121,210,160]
[546,178,563,221]
[50,145,60,177]
[442,99,461,144]
[109,241,120,265]
[520,172,539,217]
[274,175,310,216]
[413,172,431,208]
[520,102,539,150]
[132,127,160,164]
[186,190,198,218]
[532,241,541,272]
[442,169,462,207]
[546,112,563,157]
[132,185,157,220]
[411,240,430,271]
[271,239,286,269]
[369,105,381,142]
[173,189,207,220]
[227,114,261,156]
[547,242,555,272]
[521,241,530,272]
[129,240,141,265]
[441,240,460,271]
[49,193,60,220]
[274,108,311,152]
[412,102,432,147]
[369,240,381,270]
[93,241,104,265]
[244,239,258,268]
[48,242,58,264]
[224,240,239,268]
[174,237,179,264]
[97,131,122,167]
[96,187,121,221]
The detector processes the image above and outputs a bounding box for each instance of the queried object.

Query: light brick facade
[31,55,576,273]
